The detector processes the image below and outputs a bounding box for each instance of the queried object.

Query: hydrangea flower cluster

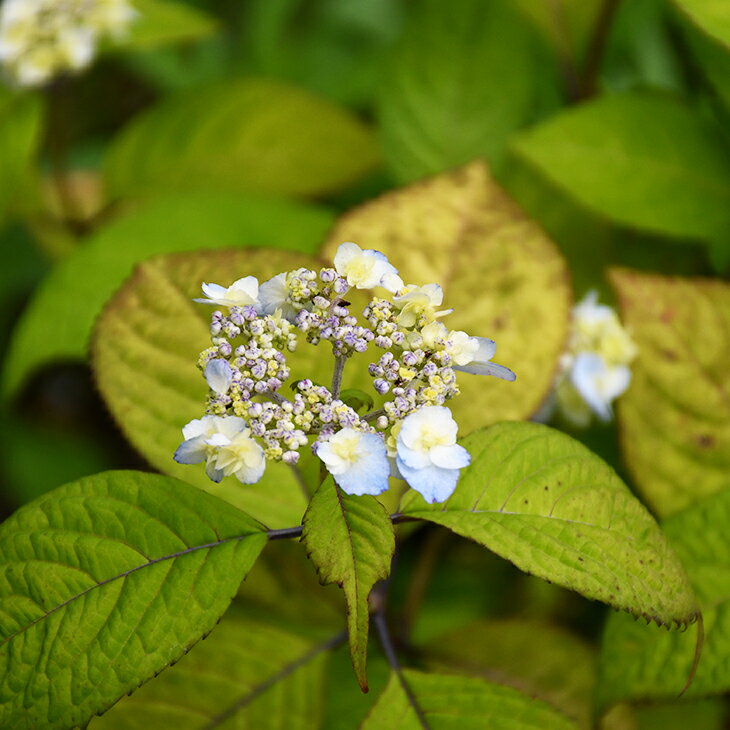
[0,0,136,87]
[175,242,516,504]
[555,291,637,426]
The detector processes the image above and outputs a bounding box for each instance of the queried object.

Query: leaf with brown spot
[611,268,730,517]
[322,161,571,432]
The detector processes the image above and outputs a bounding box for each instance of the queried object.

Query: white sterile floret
[173,415,248,483]
[395,406,470,503]
[258,272,300,322]
[0,0,136,87]
[317,428,390,496]
[194,277,260,309]
[568,352,631,422]
[208,430,266,485]
[204,359,233,395]
[393,284,453,328]
[451,335,516,382]
[334,242,404,293]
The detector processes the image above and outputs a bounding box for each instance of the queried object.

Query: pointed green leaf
[401,421,698,626]
[123,0,219,49]
[611,269,730,517]
[423,619,597,729]
[90,605,337,729]
[91,247,332,527]
[361,670,579,729]
[597,486,730,708]
[2,191,333,398]
[512,91,730,242]
[0,470,267,730]
[323,161,571,432]
[378,0,560,183]
[302,478,395,691]
[104,79,380,200]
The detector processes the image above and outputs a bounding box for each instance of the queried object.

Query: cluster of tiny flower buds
[175,242,516,504]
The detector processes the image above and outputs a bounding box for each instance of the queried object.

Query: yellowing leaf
[611,268,730,517]
[322,161,571,432]
[92,248,334,528]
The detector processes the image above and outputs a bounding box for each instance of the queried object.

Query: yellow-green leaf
[322,161,571,432]
[124,0,219,49]
[611,268,730,517]
[104,78,380,200]
[92,248,332,528]
[671,0,730,48]
[400,422,699,626]
[302,478,395,691]
[597,486,730,708]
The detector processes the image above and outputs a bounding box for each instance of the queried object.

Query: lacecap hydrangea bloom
[174,241,516,504]
[554,291,637,427]
[0,0,136,87]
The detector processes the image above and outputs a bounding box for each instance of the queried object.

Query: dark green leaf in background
[2,192,333,398]
[597,486,730,709]
[302,478,395,691]
[104,78,380,200]
[512,92,730,246]
[378,0,561,183]
[401,422,698,626]
[0,471,267,730]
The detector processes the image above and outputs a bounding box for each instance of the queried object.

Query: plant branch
[579,0,623,99]
[331,355,347,399]
[363,408,386,423]
[267,526,304,540]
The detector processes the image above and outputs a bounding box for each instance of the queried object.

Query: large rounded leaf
[104,78,380,200]
[512,92,730,243]
[0,470,267,730]
[322,161,571,432]
[400,421,698,626]
[671,0,730,47]
[362,670,578,730]
[597,486,730,708]
[2,191,333,398]
[611,268,730,517]
[92,248,341,527]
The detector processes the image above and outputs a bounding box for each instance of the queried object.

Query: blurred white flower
[334,242,403,292]
[0,0,136,87]
[395,406,470,503]
[194,277,260,309]
[317,428,390,496]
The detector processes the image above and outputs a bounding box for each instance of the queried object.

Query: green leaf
[302,478,395,691]
[0,91,43,226]
[400,421,699,626]
[378,0,560,183]
[671,0,730,48]
[596,486,730,708]
[635,698,727,730]
[2,191,333,398]
[322,161,571,433]
[340,388,375,414]
[0,470,267,730]
[512,91,730,242]
[91,247,328,528]
[611,269,730,517]
[104,78,380,200]
[422,619,597,729]
[362,670,579,729]
[122,0,218,49]
[90,605,336,729]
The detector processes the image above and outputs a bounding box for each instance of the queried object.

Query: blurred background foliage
[0,0,728,726]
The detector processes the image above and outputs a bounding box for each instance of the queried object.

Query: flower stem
[331,355,346,400]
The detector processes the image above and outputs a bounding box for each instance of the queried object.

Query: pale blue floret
[205,358,233,394]
[396,459,462,503]
[452,336,516,381]
[571,352,631,421]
